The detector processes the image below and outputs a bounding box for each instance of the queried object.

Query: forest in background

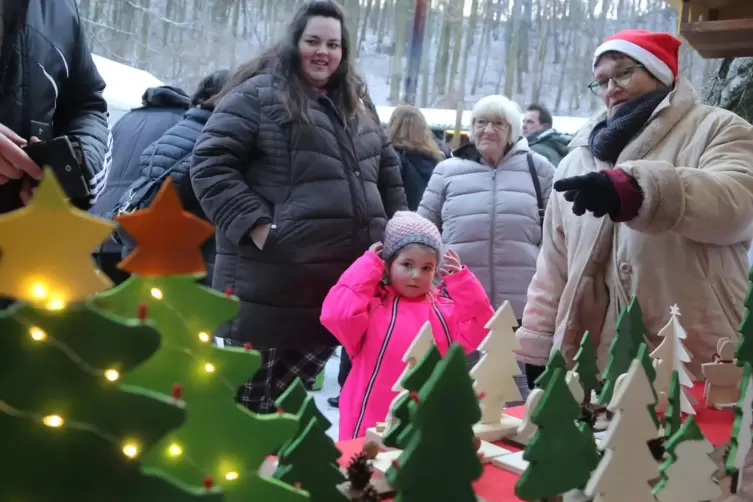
[76,0,721,117]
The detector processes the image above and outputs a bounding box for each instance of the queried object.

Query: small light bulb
[30,282,48,299]
[150,288,163,299]
[225,471,239,481]
[104,369,120,382]
[167,443,183,457]
[204,363,216,373]
[45,298,66,311]
[29,326,47,341]
[122,442,139,458]
[42,415,64,427]
[198,332,210,343]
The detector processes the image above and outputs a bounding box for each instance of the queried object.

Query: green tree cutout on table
[627,296,649,349]
[383,346,442,449]
[515,367,599,501]
[599,303,640,406]
[663,370,683,439]
[534,350,567,390]
[636,342,660,428]
[727,363,753,492]
[0,302,222,501]
[272,379,348,502]
[736,271,753,368]
[573,331,600,404]
[388,344,483,502]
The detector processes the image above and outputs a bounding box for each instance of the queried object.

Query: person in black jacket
[120,69,230,282]
[190,0,408,414]
[0,0,108,213]
[90,85,191,285]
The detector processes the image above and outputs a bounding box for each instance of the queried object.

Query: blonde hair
[386,104,445,161]
[469,95,523,143]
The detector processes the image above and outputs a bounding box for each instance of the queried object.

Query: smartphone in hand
[22,136,89,199]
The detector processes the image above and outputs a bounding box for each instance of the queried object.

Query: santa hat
[592,30,681,86]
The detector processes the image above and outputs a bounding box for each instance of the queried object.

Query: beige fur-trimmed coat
[515,78,753,377]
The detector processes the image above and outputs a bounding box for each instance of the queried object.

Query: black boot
[327,395,339,408]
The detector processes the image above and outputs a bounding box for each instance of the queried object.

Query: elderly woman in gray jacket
[418,94,556,401]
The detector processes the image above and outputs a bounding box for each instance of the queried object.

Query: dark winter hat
[382,211,442,261]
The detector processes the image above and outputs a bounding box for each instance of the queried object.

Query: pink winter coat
[321,250,494,440]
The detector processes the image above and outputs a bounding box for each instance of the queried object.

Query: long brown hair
[205,0,366,123]
[386,104,444,161]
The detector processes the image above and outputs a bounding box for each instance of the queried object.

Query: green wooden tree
[599,305,637,405]
[388,344,483,502]
[0,302,222,501]
[663,371,683,440]
[515,367,599,500]
[636,342,660,428]
[274,417,348,502]
[572,331,599,404]
[735,270,753,368]
[93,276,307,501]
[727,363,753,481]
[535,350,567,390]
[383,346,442,449]
[274,378,331,457]
[627,296,648,348]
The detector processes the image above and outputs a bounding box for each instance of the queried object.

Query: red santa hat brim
[592,39,674,87]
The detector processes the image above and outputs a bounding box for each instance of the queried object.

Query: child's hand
[369,241,383,257]
[440,248,462,276]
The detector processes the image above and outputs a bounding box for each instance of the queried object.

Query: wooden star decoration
[670,304,682,317]
[0,169,114,307]
[116,178,214,277]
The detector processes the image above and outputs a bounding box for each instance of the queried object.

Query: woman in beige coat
[516,29,753,396]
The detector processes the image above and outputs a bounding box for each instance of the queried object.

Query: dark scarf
[588,87,672,164]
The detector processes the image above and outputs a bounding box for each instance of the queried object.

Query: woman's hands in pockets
[250,223,272,250]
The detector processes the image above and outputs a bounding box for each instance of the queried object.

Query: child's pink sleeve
[441,267,494,351]
[320,251,384,356]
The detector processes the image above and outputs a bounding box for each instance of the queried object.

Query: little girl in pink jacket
[320,211,494,440]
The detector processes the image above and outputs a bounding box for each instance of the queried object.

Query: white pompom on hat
[592,29,682,86]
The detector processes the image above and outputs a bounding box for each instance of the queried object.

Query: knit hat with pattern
[382,211,442,261]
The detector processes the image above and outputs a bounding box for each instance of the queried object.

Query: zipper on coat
[488,169,497,303]
[352,297,400,439]
[431,301,452,348]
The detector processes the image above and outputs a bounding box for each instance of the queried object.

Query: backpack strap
[526,152,544,226]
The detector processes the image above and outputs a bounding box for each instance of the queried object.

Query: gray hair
[469,94,523,143]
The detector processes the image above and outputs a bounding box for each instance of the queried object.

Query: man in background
[0,0,109,212]
[523,104,572,167]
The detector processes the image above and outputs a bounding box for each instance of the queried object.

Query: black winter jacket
[395,147,440,211]
[0,0,109,213]
[90,86,190,253]
[124,106,215,276]
[191,73,407,349]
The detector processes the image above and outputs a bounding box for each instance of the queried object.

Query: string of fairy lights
[3,283,246,485]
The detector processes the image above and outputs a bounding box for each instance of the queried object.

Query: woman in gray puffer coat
[418,94,556,401]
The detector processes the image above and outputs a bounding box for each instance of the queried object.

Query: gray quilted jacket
[418,138,556,317]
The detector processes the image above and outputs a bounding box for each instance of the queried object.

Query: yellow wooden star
[0,169,115,308]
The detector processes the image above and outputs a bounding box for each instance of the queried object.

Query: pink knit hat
[382,211,442,261]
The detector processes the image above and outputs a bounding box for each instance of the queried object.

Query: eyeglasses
[588,64,644,96]
[474,118,509,131]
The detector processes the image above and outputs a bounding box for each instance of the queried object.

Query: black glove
[524,364,545,390]
[553,172,619,219]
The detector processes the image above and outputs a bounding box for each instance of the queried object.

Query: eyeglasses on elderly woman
[588,64,645,96]
[473,118,510,131]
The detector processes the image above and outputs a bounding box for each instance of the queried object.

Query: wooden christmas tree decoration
[627,296,649,349]
[663,371,683,440]
[585,358,660,502]
[573,331,600,405]
[651,305,696,415]
[535,350,567,389]
[92,181,306,501]
[387,344,484,502]
[0,168,114,307]
[702,338,743,410]
[599,304,639,406]
[514,368,599,501]
[382,346,442,449]
[727,363,753,493]
[0,302,222,500]
[116,178,215,277]
[274,418,348,502]
[653,416,722,502]
[470,301,523,431]
[367,323,436,447]
[510,388,545,446]
[636,343,660,429]
[735,268,753,369]
[274,378,332,461]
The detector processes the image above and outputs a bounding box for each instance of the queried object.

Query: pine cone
[347,452,373,491]
[359,484,379,502]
